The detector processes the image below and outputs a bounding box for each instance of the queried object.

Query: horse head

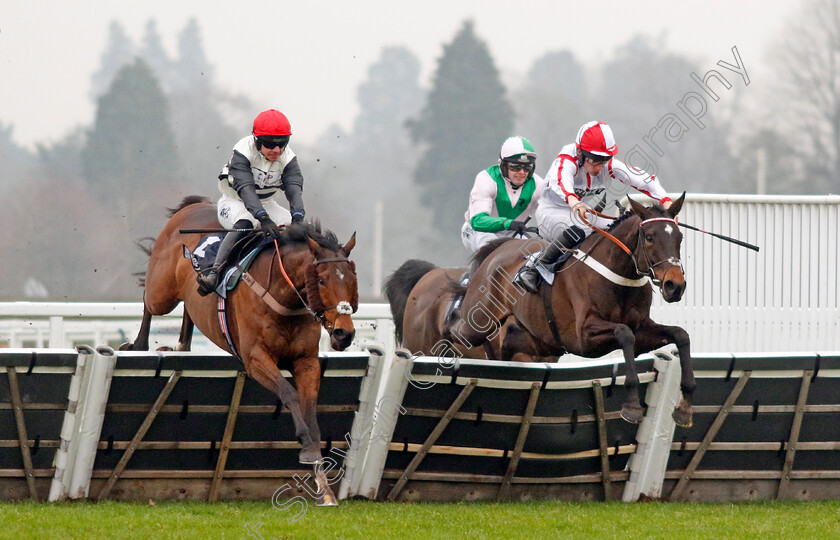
[627,192,687,303]
[305,232,358,350]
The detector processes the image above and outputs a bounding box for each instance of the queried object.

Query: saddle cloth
[183,233,272,298]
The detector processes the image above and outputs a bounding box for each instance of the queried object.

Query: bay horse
[122,196,358,505]
[384,257,545,362]
[444,194,695,427]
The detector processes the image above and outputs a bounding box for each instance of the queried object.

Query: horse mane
[279,220,342,253]
[605,210,636,231]
[167,195,212,218]
[471,237,513,273]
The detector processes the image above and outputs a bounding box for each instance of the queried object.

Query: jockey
[196,109,306,296]
[461,136,544,254]
[514,121,673,294]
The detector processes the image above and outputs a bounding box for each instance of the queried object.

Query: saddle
[184,232,273,297]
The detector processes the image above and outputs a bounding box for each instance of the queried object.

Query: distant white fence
[0,302,394,352]
[648,194,840,351]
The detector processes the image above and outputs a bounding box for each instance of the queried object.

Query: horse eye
[645,235,654,242]
[318,278,327,286]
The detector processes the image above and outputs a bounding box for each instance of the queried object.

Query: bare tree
[767,0,840,193]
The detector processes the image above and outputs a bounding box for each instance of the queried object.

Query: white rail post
[49,316,64,348]
[49,347,89,501]
[354,348,413,499]
[622,351,680,501]
[338,346,384,500]
[64,346,117,499]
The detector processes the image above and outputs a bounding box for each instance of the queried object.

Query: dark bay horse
[122,196,358,505]
[444,194,695,427]
[384,258,544,362]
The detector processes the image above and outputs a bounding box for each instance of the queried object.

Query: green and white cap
[500,136,537,163]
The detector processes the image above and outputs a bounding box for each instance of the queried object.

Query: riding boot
[196,229,248,296]
[514,226,585,294]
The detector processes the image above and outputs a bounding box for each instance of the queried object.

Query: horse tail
[384,259,438,344]
[166,195,212,218]
[132,237,156,288]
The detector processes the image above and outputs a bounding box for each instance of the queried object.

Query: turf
[2,500,840,539]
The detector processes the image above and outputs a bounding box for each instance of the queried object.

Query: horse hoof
[620,405,644,424]
[118,342,133,351]
[299,447,322,465]
[156,346,174,351]
[315,491,339,507]
[672,408,693,428]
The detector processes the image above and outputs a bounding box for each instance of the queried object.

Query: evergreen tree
[167,19,238,192]
[0,122,34,192]
[172,18,212,93]
[409,21,513,256]
[82,58,177,197]
[303,46,427,297]
[90,21,134,100]
[139,20,174,91]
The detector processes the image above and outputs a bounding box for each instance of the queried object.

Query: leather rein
[240,239,354,330]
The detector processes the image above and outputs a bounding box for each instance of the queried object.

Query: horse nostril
[332,328,347,340]
[664,280,676,295]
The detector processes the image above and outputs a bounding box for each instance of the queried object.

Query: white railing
[0,302,394,352]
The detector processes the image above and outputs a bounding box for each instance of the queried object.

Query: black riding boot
[514,226,584,294]
[196,228,248,296]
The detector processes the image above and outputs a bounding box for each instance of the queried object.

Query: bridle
[240,239,356,333]
[580,210,684,292]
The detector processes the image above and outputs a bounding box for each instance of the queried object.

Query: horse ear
[307,237,324,258]
[627,196,648,217]
[341,232,357,257]
[667,191,686,218]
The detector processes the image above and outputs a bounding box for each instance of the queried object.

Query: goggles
[257,136,290,149]
[506,162,534,172]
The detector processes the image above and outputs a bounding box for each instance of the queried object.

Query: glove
[255,212,280,236]
[291,212,304,224]
[507,220,528,235]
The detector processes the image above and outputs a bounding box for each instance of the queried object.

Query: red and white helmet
[252,109,292,137]
[575,121,618,158]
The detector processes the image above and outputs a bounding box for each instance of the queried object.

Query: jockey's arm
[280,157,305,221]
[228,151,266,219]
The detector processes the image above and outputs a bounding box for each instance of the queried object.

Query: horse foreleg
[293,356,338,506]
[292,356,323,457]
[176,309,194,351]
[634,319,695,428]
[246,347,320,464]
[120,304,153,351]
[581,319,644,423]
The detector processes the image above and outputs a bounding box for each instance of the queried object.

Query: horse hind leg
[120,304,153,351]
[176,309,195,351]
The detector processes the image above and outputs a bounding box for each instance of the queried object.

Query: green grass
[1,500,840,539]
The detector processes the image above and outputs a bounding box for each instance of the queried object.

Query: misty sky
[2,0,801,151]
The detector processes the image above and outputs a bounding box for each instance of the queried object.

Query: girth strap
[217,296,243,363]
[539,281,566,354]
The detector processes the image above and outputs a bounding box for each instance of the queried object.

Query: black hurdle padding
[666,353,840,473]
[0,349,79,470]
[95,350,369,474]
[388,356,657,481]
